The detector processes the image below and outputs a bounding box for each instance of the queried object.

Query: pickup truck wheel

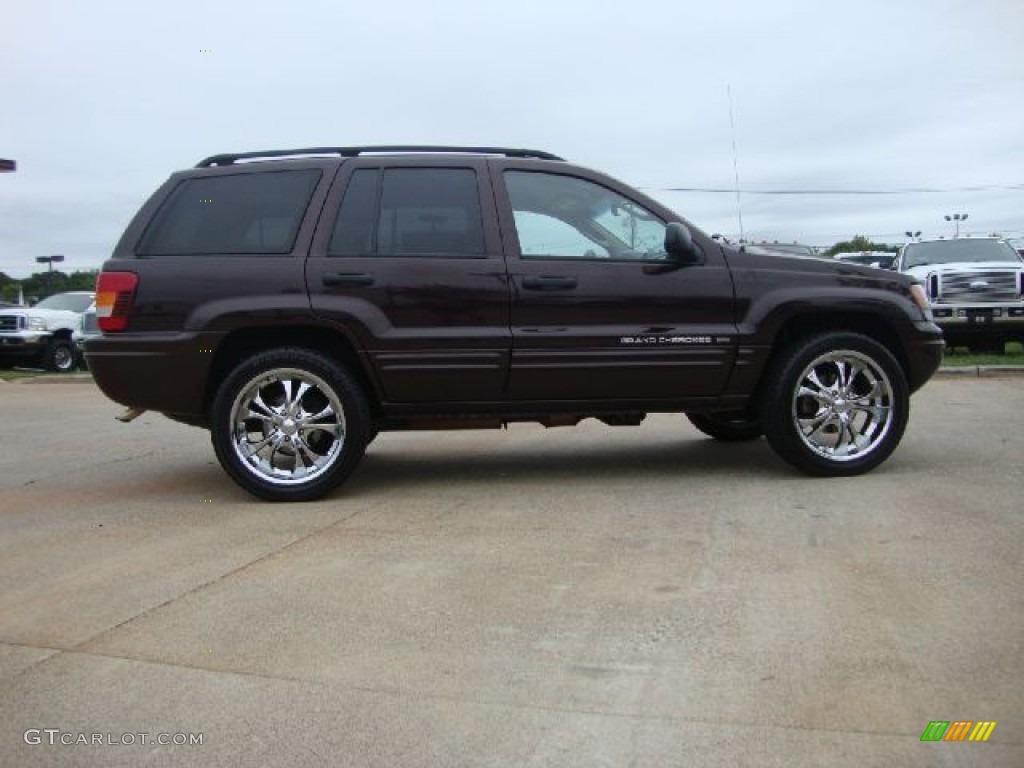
[761,333,908,476]
[210,348,371,502]
[686,411,762,441]
[44,339,76,373]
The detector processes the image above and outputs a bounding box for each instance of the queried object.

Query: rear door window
[328,168,485,257]
[138,169,321,255]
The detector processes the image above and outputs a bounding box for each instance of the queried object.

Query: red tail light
[95,272,138,332]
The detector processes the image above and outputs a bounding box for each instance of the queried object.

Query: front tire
[686,411,762,441]
[210,348,371,501]
[760,333,909,476]
[44,338,76,372]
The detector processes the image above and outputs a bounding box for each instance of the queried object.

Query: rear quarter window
[137,169,321,255]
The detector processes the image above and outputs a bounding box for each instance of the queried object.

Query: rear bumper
[85,332,223,416]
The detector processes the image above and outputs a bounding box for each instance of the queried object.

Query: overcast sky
[2,0,1022,278]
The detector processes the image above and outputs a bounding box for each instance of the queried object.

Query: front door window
[504,170,668,261]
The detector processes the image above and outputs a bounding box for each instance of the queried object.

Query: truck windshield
[35,294,94,312]
[903,240,1021,269]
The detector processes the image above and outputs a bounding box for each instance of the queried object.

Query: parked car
[834,251,897,270]
[744,242,821,258]
[896,237,1024,353]
[87,146,943,501]
[0,291,94,371]
[72,302,100,369]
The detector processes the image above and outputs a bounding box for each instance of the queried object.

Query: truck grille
[0,314,24,332]
[939,271,1021,303]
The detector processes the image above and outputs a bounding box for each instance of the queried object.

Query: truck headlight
[28,317,47,331]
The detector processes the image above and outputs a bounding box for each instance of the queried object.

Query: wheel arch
[203,325,381,420]
[752,311,911,407]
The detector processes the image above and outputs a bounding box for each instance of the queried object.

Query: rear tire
[210,348,371,501]
[686,411,762,441]
[760,332,909,476]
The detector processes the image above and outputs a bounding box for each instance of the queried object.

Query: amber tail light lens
[95,272,139,332]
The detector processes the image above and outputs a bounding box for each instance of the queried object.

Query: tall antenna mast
[727,84,745,242]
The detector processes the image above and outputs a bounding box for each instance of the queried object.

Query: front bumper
[0,333,50,354]
[905,322,946,393]
[930,303,1024,343]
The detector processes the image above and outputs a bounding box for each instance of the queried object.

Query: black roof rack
[196,146,565,167]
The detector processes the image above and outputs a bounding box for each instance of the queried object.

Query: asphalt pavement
[0,376,1021,767]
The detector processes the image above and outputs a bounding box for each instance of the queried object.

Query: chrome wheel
[229,367,347,487]
[46,339,76,372]
[761,332,909,477]
[791,350,894,462]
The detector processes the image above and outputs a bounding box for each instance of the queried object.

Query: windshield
[903,240,1021,269]
[35,293,94,312]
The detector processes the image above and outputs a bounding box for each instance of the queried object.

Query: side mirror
[664,222,703,264]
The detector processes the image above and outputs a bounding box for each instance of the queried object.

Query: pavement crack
[68,512,363,653]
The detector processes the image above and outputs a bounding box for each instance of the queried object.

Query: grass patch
[942,341,1024,367]
[0,367,91,381]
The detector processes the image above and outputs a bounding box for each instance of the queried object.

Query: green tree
[0,270,99,303]
[824,235,899,258]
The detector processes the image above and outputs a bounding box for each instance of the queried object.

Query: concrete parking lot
[0,376,1021,767]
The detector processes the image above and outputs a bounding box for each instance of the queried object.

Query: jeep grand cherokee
[86,146,944,501]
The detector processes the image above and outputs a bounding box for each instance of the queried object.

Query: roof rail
[196,146,565,167]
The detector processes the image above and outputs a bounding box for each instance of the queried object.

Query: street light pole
[35,254,65,272]
[35,255,65,297]
[944,213,968,238]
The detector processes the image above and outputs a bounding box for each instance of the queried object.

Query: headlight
[909,283,933,322]
[28,317,47,331]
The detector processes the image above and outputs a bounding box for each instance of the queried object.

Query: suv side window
[138,169,321,255]
[328,168,485,257]
[504,171,668,261]
[328,169,378,255]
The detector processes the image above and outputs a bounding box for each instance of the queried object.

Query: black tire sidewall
[761,333,909,476]
[210,348,371,501]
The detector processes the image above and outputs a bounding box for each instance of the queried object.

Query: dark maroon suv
[87,146,944,501]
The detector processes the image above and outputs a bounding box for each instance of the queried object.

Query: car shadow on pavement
[348,433,787,497]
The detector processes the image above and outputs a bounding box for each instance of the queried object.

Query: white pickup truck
[0,291,95,372]
[897,237,1024,354]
